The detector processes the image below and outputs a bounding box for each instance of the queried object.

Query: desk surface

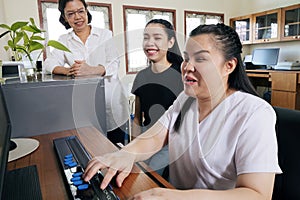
[246,69,300,84]
[7,127,173,200]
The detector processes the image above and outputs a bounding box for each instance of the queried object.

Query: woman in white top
[44,0,128,145]
[83,23,281,200]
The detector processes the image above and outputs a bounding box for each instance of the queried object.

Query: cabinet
[281,4,300,41]
[271,71,300,110]
[246,70,300,110]
[252,9,281,43]
[230,15,252,44]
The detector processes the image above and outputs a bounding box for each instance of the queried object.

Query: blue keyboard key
[64,154,73,159]
[64,160,73,165]
[77,184,89,190]
[71,177,81,182]
[68,162,77,167]
[69,162,77,167]
[73,180,83,186]
[64,157,73,162]
[72,172,83,177]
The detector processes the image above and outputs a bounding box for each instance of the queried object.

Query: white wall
[1,0,300,81]
[0,0,9,61]
[227,0,300,18]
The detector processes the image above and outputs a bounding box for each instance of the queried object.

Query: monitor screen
[251,48,280,66]
[2,61,23,78]
[0,85,11,197]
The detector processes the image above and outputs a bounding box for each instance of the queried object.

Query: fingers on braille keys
[64,154,89,191]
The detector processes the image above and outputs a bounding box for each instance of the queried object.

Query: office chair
[272,107,300,200]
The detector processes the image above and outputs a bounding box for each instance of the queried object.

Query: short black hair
[58,0,92,29]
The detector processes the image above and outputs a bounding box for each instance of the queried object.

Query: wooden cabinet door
[281,4,300,41]
[271,91,297,109]
[271,72,297,92]
[252,9,281,43]
[230,15,252,44]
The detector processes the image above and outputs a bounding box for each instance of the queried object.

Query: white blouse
[159,91,282,189]
[44,26,129,131]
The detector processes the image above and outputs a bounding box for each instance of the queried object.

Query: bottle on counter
[36,60,42,81]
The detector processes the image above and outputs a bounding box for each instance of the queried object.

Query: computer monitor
[251,48,280,69]
[1,61,23,78]
[0,85,12,197]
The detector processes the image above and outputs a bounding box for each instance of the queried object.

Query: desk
[246,70,300,110]
[7,127,173,200]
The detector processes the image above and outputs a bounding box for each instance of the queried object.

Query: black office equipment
[1,61,23,78]
[251,48,280,69]
[0,85,42,200]
[2,165,42,200]
[272,107,300,200]
[0,85,11,198]
[53,135,119,200]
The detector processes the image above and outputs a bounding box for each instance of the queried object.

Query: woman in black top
[131,19,183,176]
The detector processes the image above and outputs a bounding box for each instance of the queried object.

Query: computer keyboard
[2,165,42,200]
[53,135,119,200]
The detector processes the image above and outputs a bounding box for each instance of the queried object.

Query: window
[123,5,176,74]
[184,11,224,36]
[37,0,112,57]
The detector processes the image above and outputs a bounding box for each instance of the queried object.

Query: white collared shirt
[44,26,129,131]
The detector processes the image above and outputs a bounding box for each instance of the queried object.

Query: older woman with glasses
[44,0,129,146]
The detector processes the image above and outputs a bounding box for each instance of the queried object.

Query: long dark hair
[174,23,258,131]
[58,0,92,29]
[189,23,258,96]
[145,19,183,66]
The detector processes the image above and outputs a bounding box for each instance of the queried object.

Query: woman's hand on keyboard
[83,149,135,189]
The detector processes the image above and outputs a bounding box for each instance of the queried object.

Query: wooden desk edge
[7,127,174,199]
[137,161,175,189]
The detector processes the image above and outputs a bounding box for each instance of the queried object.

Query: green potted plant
[0,17,71,69]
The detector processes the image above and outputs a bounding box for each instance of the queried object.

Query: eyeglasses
[65,8,86,19]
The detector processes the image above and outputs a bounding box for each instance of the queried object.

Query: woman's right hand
[83,150,135,190]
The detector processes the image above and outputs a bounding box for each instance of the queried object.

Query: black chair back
[272,107,300,200]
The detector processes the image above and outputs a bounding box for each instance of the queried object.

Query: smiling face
[64,0,88,32]
[182,34,232,101]
[143,23,174,64]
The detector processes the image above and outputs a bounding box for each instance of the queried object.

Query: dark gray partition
[2,75,106,137]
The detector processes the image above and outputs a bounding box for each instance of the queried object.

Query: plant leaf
[23,31,29,46]
[28,41,44,52]
[7,40,15,50]
[31,36,44,41]
[0,24,11,30]
[48,40,71,52]
[22,25,41,33]
[15,31,23,44]
[11,21,28,32]
[4,46,9,51]
[30,24,44,33]
[29,18,45,33]
[29,18,35,25]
